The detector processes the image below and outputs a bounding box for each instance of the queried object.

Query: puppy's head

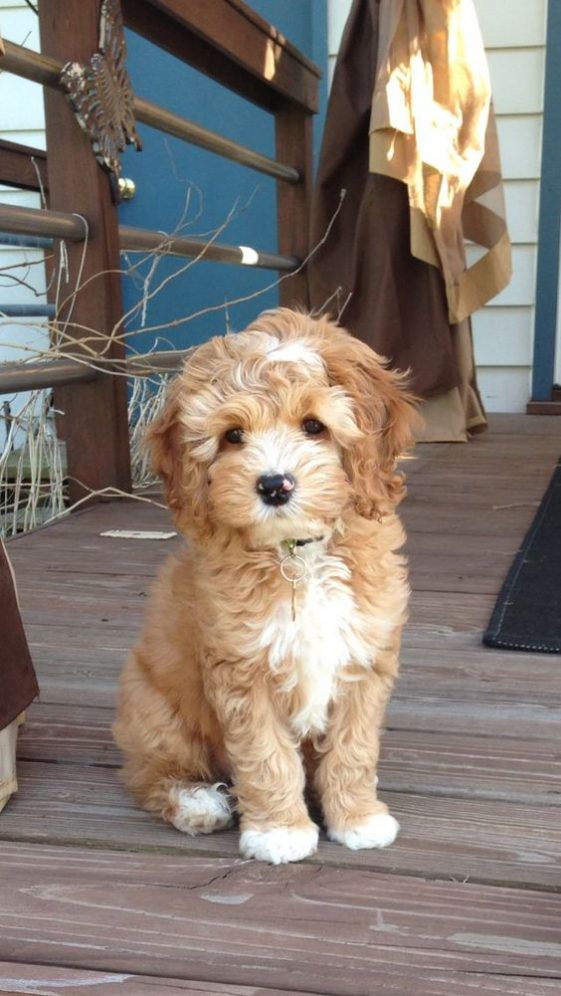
[148,309,418,544]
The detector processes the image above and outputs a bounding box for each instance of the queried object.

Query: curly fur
[114,309,418,863]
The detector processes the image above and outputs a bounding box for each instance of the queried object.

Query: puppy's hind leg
[166,781,233,836]
[113,652,233,836]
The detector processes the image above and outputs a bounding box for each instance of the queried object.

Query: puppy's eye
[224,427,245,444]
[302,418,325,436]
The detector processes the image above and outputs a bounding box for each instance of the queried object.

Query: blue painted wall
[119,1,327,358]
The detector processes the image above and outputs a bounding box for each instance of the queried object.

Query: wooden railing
[0,0,320,501]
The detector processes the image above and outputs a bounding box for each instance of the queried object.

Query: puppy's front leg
[316,640,401,850]
[205,665,318,864]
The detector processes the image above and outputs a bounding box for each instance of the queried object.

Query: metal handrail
[0,304,56,317]
[0,40,300,184]
[0,232,53,250]
[119,225,298,271]
[0,204,299,272]
[0,349,189,395]
[0,40,60,87]
[0,358,99,394]
[0,203,86,241]
[135,97,299,183]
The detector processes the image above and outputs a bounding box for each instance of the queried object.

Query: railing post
[38,0,131,502]
[275,107,313,309]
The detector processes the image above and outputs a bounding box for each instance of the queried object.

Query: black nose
[256,473,295,506]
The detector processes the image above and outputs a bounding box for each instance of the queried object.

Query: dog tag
[279,552,307,585]
[280,546,308,621]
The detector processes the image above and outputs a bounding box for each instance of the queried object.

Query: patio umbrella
[308,0,511,441]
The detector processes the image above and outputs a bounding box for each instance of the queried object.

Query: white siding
[472,0,546,411]
[474,0,547,48]
[327,0,549,412]
[486,49,545,115]
[0,0,43,142]
[472,308,533,366]
[496,116,542,181]
[327,0,352,84]
[0,0,48,417]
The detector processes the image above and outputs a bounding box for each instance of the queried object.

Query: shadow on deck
[1,414,561,995]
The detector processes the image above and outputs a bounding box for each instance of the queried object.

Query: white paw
[328,813,399,850]
[240,825,319,864]
[169,783,233,836]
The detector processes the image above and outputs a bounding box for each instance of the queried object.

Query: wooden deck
[1,414,561,995]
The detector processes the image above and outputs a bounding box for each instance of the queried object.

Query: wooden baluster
[39,0,131,503]
[275,107,313,309]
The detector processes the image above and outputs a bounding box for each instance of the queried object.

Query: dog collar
[281,536,325,552]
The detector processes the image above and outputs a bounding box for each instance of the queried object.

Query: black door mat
[484,458,561,654]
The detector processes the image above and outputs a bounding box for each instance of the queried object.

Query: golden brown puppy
[114,309,417,864]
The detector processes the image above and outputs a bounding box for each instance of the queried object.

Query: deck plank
[0,961,317,996]
[3,761,560,889]
[15,705,561,805]
[19,636,561,708]
[1,843,560,993]
[2,963,561,996]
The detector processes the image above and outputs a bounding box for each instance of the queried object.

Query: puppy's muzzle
[256,473,295,507]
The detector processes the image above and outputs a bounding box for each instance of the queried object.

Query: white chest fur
[258,544,373,737]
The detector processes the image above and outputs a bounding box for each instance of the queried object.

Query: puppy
[114,308,417,864]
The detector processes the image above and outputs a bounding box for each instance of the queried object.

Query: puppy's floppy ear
[147,377,184,511]
[321,330,419,518]
[147,376,212,538]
